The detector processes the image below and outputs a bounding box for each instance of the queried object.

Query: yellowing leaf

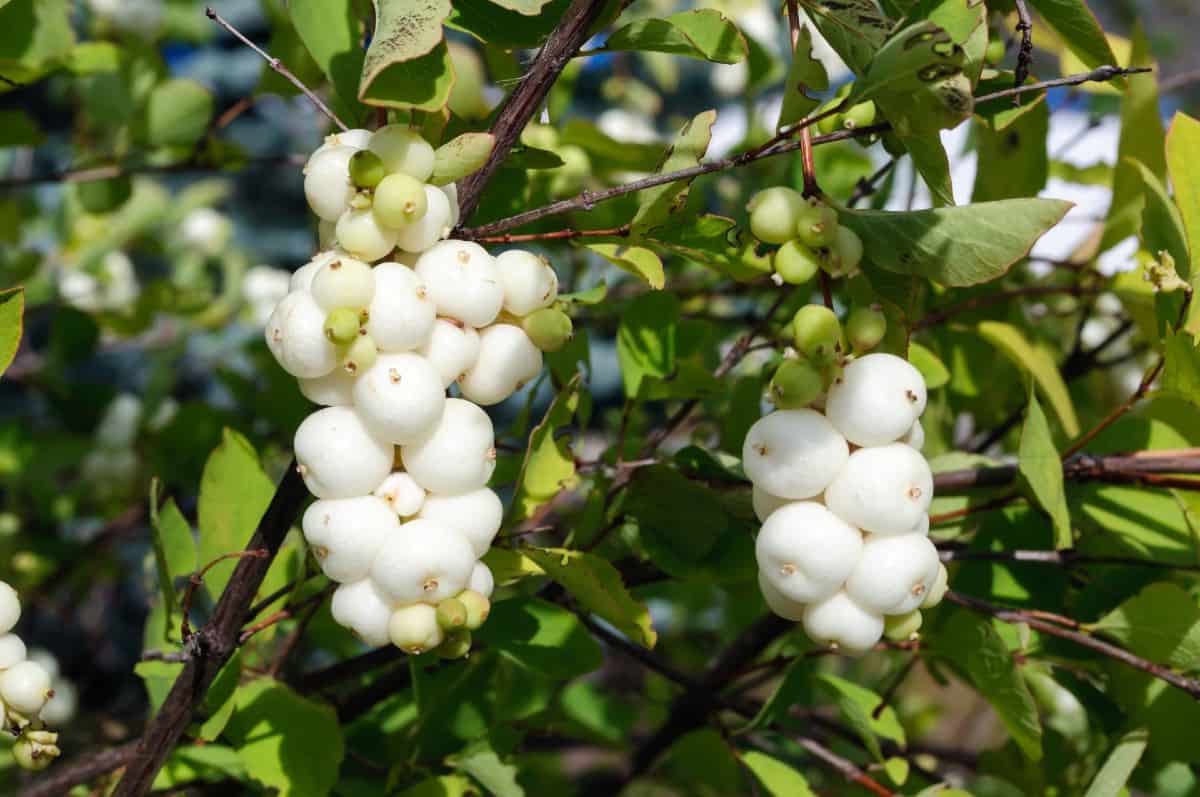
[585,243,665,289]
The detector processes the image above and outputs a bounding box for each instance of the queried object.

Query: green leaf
[837,199,1073,287]
[740,751,817,796]
[625,465,728,562]
[931,611,1043,760]
[64,41,121,74]
[741,656,811,732]
[1162,332,1200,405]
[777,25,829,130]
[474,597,603,678]
[1093,583,1200,670]
[511,377,580,521]
[290,0,366,120]
[153,745,247,790]
[449,738,524,797]
[852,21,965,107]
[524,547,657,648]
[632,110,717,233]
[148,479,196,637]
[197,429,274,599]
[1026,0,1120,74]
[448,0,572,49]
[0,109,41,147]
[816,673,906,762]
[199,650,242,742]
[603,10,748,64]
[617,291,680,397]
[0,0,75,87]
[430,132,494,185]
[909,342,949,389]
[1083,728,1149,797]
[801,0,890,74]
[585,244,665,290]
[485,0,553,13]
[145,79,214,148]
[1017,391,1073,549]
[640,214,772,282]
[1167,113,1200,339]
[902,133,956,207]
[972,100,1050,202]
[0,287,22,378]
[225,679,343,797]
[359,0,454,111]
[977,321,1079,436]
[560,680,635,743]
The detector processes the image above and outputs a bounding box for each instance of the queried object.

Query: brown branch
[454,0,612,223]
[946,591,1200,700]
[473,225,630,244]
[913,284,1100,331]
[180,549,270,642]
[19,741,141,797]
[939,544,1200,572]
[204,7,347,131]
[1012,0,1035,96]
[931,448,1200,493]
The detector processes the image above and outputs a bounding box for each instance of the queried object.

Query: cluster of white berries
[0,581,63,771]
[266,127,573,658]
[746,304,947,653]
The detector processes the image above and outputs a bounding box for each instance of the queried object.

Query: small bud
[522,307,573,353]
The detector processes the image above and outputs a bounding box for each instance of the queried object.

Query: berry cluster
[0,581,63,770]
[266,127,571,658]
[746,305,947,653]
[746,188,864,283]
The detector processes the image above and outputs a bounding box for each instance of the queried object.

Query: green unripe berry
[841,101,877,131]
[768,359,824,409]
[794,199,839,248]
[748,187,805,245]
[372,173,428,229]
[985,38,1006,65]
[791,304,844,363]
[458,589,491,630]
[323,307,361,345]
[773,240,822,285]
[921,563,948,609]
[522,307,573,353]
[883,610,923,641]
[437,629,473,659]
[349,150,386,189]
[846,305,887,352]
[825,225,864,277]
[339,333,377,375]
[12,729,59,771]
[436,597,468,631]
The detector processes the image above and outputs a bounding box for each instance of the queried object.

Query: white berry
[298,367,357,406]
[802,591,884,654]
[902,419,925,450]
[415,240,504,327]
[396,184,453,253]
[401,398,496,494]
[845,533,942,615]
[758,570,805,621]
[0,582,18,635]
[310,255,375,311]
[306,128,371,166]
[353,353,446,445]
[304,145,356,222]
[265,291,339,378]
[458,323,543,406]
[368,125,436,181]
[468,562,495,598]
[823,443,933,535]
[751,485,791,522]
[496,250,558,316]
[417,488,503,558]
[0,660,52,716]
[302,496,399,583]
[40,679,77,725]
[294,407,393,499]
[388,603,444,654]
[331,579,393,647]
[336,207,399,262]
[756,501,863,603]
[742,409,849,500]
[371,519,476,605]
[291,250,340,293]
[373,472,427,517]
[364,262,437,353]
[442,183,460,228]
[825,353,927,447]
[0,633,26,669]
[418,318,481,387]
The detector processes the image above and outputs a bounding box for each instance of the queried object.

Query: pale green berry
[373,173,429,229]
[458,589,491,630]
[323,307,361,345]
[791,305,844,363]
[522,307,573,353]
[846,305,887,353]
[826,226,864,276]
[339,334,378,376]
[841,101,877,131]
[368,126,436,181]
[884,609,923,641]
[921,562,948,608]
[768,359,825,409]
[773,240,821,285]
[748,187,805,245]
[349,150,386,189]
[436,597,468,631]
[794,199,838,248]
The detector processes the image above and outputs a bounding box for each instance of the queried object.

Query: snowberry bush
[0,582,63,771]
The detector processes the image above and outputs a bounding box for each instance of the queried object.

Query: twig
[932,448,1200,492]
[1012,0,1035,97]
[939,544,1200,572]
[180,549,270,642]
[847,159,896,208]
[204,7,347,131]
[794,737,896,797]
[237,584,333,645]
[947,591,1200,700]
[474,225,630,244]
[929,491,1018,525]
[872,655,918,720]
[19,741,141,797]
[1158,67,1200,93]
[913,284,1100,331]
[785,0,819,198]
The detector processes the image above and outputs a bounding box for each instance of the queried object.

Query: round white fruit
[306,129,371,166]
[310,255,375,311]
[40,679,77,725]
[742,409,849,500]
[298,367,356,406]
[388,603,444,654]
[368,125,436,181]
[371,519,476,605]
[414,240,503,327]
[801,591,884,653]
[302,496,400,583]
[824,353,927,447]
[373,472,427,517]
[458,323,543,406]
[752,485,791,523]
[290,250,340,293]
[845,533,941,615]
[922,562,949,608]
[396,185,452,253]
[442,183,460,228]
[823,443,933,535]
[496,250,558,316]
[468,562,495,598]
[418,319,481,387]
[902,419,925,450]
[304,145,357,222]
[353,352,446,445]
[265,291,339,378]
[331,580,394,647]
[417,488,503,558]
[0,633,26,669]
[756,501,863,603]
[0,582,18,635]
[25,650,58,681]
[0,660,52,716]
[364,262,437,353]
[401,398,495,494]
[757,570,805,621]
[96,394,143,449]
[336,208,399,262]
[294,407,393,499]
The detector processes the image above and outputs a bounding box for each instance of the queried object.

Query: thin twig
[1012,0,1035,96]
[914,284,1100,331]
[847,158,896,208]
[474,225,630,244]
[938,544,1200,572]
[204,7,347,131]
[180,549,270,642]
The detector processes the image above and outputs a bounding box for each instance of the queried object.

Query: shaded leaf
[1166,113,1200,339]
[603,10,748,64]
[449,738,523,797]
[511,377,580,521]
[801,0,890,74]
[1083,728,1149,797]
[977,321,1079,436]
[1094,583,1200,670]
[1017,391,1072,549]
[197,429,274,599]
[640,214,772,282]
[816,673,906,762]
[586,243,664,289]
[145,79,213,148]
[778,25,828,130]
[0,287,23,378]
[290,0,366,119]
[359,0,454,111]
[474,597,603,678]
[1027,0,1120,75]
[632,110,716,233]
[148,479,196,637]
[617,291,680,397]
